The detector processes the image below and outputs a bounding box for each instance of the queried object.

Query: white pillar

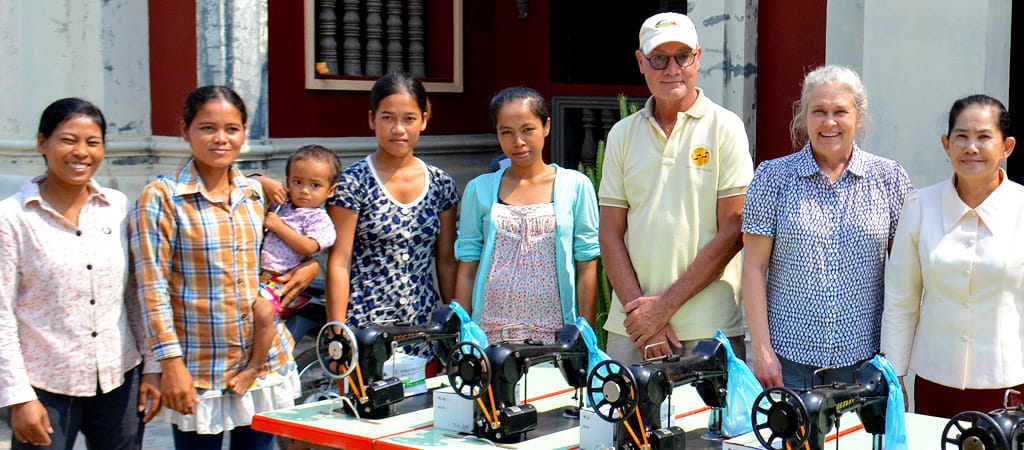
[827,0,1012,187]
[197,0,270,140]
[689,0,759,150]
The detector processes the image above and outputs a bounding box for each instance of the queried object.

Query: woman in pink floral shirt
[0,98,161,448]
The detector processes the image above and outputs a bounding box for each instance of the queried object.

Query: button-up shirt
[131,163,292,390]
[599,91,754,340]
[0,177,157,407]
[882,173,1024,389]
[742,144,912,366]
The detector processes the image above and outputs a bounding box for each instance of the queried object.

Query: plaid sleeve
[130,181,182,361]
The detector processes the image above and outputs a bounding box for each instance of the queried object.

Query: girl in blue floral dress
[326,72,459,360]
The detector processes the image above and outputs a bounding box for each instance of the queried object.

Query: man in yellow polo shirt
[599,12,753,363]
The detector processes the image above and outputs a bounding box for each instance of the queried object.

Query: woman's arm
[435,206,458,304]
[326,205,358,323]
[130,184,197,414]
[454,261,479,315]
[880,194,922,378]
[741,233,783,388]
[575,259,598,326]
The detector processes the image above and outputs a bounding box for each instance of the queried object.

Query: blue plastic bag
[868,354,909,450]
[713,329,761,437]
[450,302,488,348]
[575,316,611,373]
[575,317,611,408]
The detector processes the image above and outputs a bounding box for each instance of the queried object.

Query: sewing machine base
[336,386,441,419]
[468,406,580,443]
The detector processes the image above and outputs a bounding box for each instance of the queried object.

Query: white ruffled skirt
[160,361,300,435]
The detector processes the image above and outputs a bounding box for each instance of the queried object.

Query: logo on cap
[656,20,678,28]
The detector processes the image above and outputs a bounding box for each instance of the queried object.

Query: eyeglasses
[644,51,696,70]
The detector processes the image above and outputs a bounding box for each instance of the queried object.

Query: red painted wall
[266,1,649,139]
[267,0,498,138]
[148,0,197,136]
[755,1,827,163]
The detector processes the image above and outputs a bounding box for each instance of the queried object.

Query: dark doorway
[549,1,687,85]
[1008,0,1022,183]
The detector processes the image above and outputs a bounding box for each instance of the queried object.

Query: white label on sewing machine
[383,353,430,395]
[579,407,616,450]
[433,387,476,433]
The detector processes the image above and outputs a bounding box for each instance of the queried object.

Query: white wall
[0,0,151,140]
[826,0,1012,188]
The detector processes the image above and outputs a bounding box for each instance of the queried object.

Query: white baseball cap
[639,12,698,54]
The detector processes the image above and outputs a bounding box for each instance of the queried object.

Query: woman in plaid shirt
[131,86,318,449]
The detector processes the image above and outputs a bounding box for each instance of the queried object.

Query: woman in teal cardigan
[454,87,600,344]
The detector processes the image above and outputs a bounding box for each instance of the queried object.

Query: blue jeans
[11,366,144,450]
[171,425,274,450]
[777,353,859,390]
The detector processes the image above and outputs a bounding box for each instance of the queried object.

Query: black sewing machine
[942,389,1024,449]
[585,340,728,450]
[751,360,888,450]
[446,323,590,443]
[316,304,462,419]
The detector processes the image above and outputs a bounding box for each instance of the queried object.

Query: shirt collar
[173,160,261,205]
[794,143,868,179]
[21,175,108,208]
[640,88,709,120]
[941,169,1015,236]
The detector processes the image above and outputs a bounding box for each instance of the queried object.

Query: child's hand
[257,176,288,205]
[228,367,259,395]
[264,212,284,233]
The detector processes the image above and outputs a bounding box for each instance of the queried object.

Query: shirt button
[91,331,98,337]
[961,335,969,343]
[400,276,409,284]
[90,299,96,305]
[966,239,975,247]
[241,314,248,320]
[963,302,970,309]
[401,254,410,261]
[237,279,244,285]
[86,264,92,270]
[399,297,408,305]
[76,230,82,236]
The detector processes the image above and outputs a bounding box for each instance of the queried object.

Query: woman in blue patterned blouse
[325,72,460,364]
[741,65,912,389]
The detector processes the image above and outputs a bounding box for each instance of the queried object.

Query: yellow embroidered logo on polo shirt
[691,147,710,166]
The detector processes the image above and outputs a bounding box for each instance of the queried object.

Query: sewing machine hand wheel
[752,387,810,450]
[942,411,1009,449]
[586,360,639,423]
[447,342,491,400]
[316,321,358,379]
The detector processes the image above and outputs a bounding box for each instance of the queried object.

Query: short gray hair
[789,65,870,149]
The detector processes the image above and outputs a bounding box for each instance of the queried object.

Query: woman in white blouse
[882,94,1021,417]
[0,98,160,448]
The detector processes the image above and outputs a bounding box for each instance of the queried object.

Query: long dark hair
[947,94,1011,138]
[183,85,248,127]
[369,71,428,116]
[489,87,549,128]
[38,98,107,142]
